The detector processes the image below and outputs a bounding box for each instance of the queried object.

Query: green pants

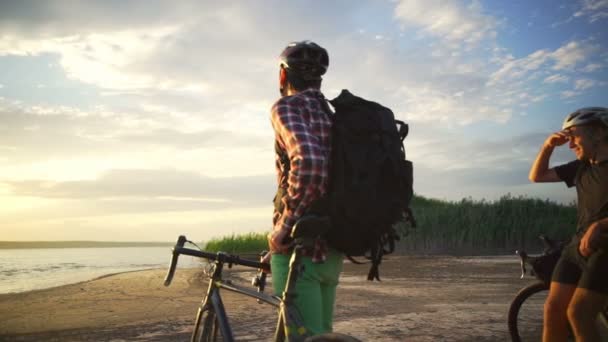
[271,250,343,335]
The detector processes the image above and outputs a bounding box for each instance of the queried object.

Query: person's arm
[272,104,326,230]
[579,217,608,257]
[269,100,327,252]
[529,131,569,182]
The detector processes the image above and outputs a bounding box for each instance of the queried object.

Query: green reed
[205,194,578,255]
[204,232,268,255]
[396,194,577,254]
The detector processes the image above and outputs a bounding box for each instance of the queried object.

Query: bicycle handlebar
[164,235,187,286]
[164,235,270,287]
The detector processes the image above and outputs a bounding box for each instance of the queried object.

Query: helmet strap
[589,129,604,163]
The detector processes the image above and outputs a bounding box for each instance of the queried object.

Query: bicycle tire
[196,308,224,342]
[508,281,548,342]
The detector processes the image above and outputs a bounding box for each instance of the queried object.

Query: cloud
[0,98,266,153]
[488,41,598,87]
[408,127,576,203]
[581,63,604,72]
[0,1,364,97]
[552,41,596,70]
[544,74,569,84]
[574,78,597,90]
[4,168,275,206]
[0,26,214,92]
[0,99,274,179]
[391,83,512,125]
[393,0,498,47]
[117,128,268,150]
[1,0,598,132]
[573,0,608,23]
[561,90,580,98]
[0,1,599,207]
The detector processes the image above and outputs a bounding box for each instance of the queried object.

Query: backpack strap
[346,255,365,265]
[367,244,383,281]
[366,228,400,281]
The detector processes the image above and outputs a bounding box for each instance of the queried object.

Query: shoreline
[1,254,516,296]
[0,267,181,297]
[0,267,160,297]
[0,242,174,249]
[0,245,189,295]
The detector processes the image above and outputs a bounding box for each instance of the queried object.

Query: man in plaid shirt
[266,41,344,335]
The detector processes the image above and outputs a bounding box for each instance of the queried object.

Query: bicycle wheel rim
[508,282,548,342]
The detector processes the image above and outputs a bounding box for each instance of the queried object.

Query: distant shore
[0,241,173,249]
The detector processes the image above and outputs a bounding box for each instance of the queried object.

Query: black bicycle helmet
[279,40,329,81]
[562,107,608,130]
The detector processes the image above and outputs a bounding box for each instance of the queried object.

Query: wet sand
[0,255,545,341]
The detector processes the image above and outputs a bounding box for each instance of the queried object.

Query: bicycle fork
[192,261,235,342]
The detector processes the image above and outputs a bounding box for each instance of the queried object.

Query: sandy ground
[0,255,555,341]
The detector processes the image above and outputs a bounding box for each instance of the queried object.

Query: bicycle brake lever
[516,250,526,279]
[252,270,267,304]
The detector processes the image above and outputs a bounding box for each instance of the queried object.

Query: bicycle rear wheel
[508,281,548,342]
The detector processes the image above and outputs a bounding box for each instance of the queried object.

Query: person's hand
[579,222,607,257]
[544,131,570,148]
[259,251,272,273]
[267,228,292,253]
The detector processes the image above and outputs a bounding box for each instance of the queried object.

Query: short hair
[285,68,322,91]
[586,122,608,143]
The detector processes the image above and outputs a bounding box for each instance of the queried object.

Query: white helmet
[562,107,608,130]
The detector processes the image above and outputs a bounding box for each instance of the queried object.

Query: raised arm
[529,131,569,183]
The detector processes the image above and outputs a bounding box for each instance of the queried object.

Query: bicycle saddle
[291,215,331,239]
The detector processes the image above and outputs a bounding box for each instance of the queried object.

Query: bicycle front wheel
[508,281,548,342]
[194,307,224,342]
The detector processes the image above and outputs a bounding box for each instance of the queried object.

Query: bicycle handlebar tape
[164,235,187,286]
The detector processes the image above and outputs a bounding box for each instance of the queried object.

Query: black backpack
[274,89,414,280]
[323,89,414,280]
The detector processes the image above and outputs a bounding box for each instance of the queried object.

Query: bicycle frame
[191,256,280,342]
[164,235,317,342]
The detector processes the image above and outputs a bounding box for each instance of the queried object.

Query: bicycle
[164,216,361,342]
[507,235,608,341]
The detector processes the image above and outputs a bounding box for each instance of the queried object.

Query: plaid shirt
[270,88,332,261]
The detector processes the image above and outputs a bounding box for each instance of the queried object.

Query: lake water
[0,247,201,294]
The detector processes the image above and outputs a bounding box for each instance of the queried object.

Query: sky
[0,0,607,242]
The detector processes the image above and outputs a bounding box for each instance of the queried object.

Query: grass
[396,194,576,255]
[205,194,577,255]
[204,232,268,255]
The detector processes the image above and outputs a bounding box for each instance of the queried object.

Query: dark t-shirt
[555,160,608,234]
